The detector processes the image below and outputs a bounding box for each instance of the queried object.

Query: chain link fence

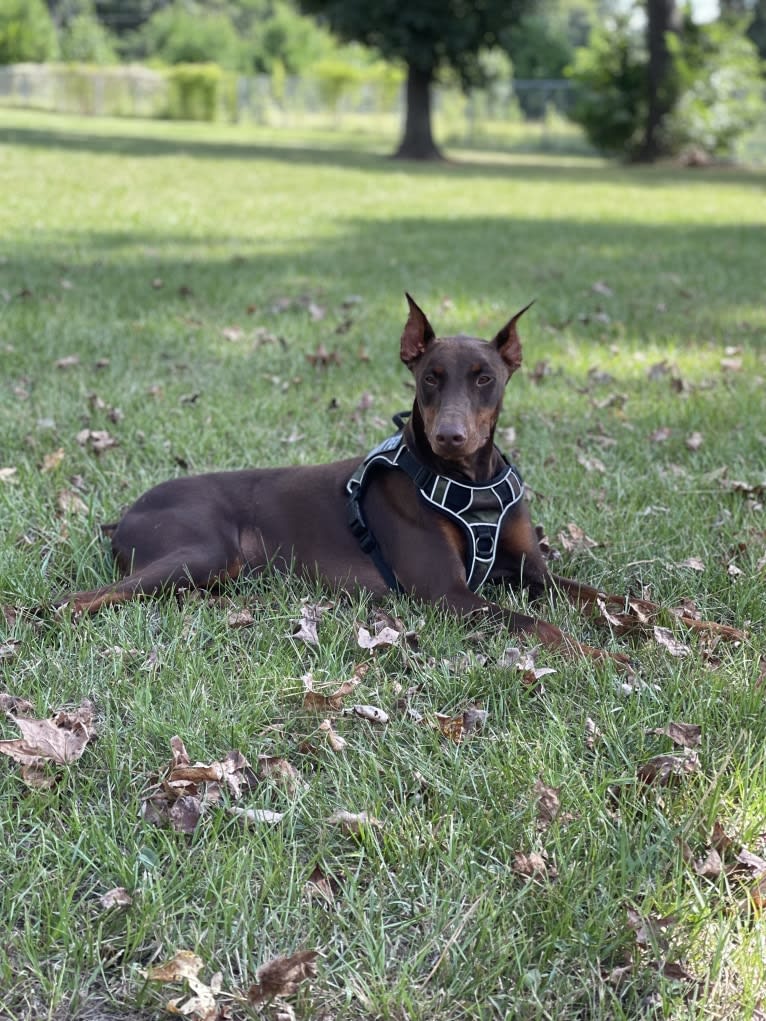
[0,62,574,126]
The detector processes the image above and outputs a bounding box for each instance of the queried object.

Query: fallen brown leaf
[0,692,34,716]
[306,344,339,367]
[227,608,255,628]
[327,809,382,834]
[100,887,133,910]
[685,432,704,451]
[512,850,556,880]
[649,427,671,443]
[652,626,691,658]
[558,522,598,553]
[636,753,699,786]
[577,453,606,474]
[305,865,338,903]
[247,949,319,1004]
[57,489,87,515]
[75,428,118,454]
[584,716,603,750]
[677,557,705,572]
[693,848,723,879]
[0,700,95,766]
[257,755,303,794]
[41,448,65,472]
[647,722,701,748]
[534,778,562,827]
[626,906,677,949]
[228,806,285,826]
[302,673,360,712]
[357,625,400,650]
[146,949,222,1020]
[55,355,80,369]
[318,718,346,752]
[435,707,488,744]
[346,704,389,725]
[0,639,21,661]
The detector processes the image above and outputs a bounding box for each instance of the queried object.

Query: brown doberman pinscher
[59,296,741,662]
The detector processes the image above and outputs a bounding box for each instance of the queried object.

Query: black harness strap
[346,419,525,594]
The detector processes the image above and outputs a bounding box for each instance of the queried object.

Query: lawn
[0,108,765,1021]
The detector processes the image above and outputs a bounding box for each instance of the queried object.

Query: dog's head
[400,293,532,462]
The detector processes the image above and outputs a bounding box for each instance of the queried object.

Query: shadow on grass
[3,121,765,190]
[2,212,763,354]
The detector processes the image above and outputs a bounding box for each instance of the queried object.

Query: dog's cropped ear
[401,293,436,367]
[492,300,534,374]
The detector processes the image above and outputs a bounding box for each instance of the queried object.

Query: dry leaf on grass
[512,850,557,880]
[305,865,339,903]
[677,557,706,571]
[146,949,223,1020]
[652,626,691,658]
[257,755,304,794]
[647,721,701,748]
[327,809,382,834]
[0,692,33,716]
[0,467,18,483]
[57,489,87,515]
[41,448,65,472]
[0,700,95,766]
[306,344,339,367]
[302,672,360,712]
[227,608,255,628]
[317,718,346,752]
[247,949,319,1004]
[75,428,118,454]
[649,427,671,443]
[626,907,677,950]
[142,738,259,834]
[345,704,389,724]
[228,806,285,826]
[558,522,598,553]
[685,432,704,451]
[100,887,133,910]
[499,646,556,692]
[0,640,21,661]
[693,848,723,879]
[637,753,699,787]
[357,625,400,650]
[435,707,488,744]
[584,716,603,750]
[534,779,563,828]
[577,453,606,474]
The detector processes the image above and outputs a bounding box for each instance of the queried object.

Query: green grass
[1,108,765,1021]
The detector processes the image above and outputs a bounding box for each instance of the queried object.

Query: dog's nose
[436,427,467,448]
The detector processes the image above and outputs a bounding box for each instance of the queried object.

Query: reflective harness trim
[346,430,525,593]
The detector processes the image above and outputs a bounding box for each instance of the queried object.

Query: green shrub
[0,0,58,63]
[566,17,647,157]
[312,57,361,114]
[60,12,117,65]
[165,62,233,122]
[141,3,243,71]
[668,20,764,156]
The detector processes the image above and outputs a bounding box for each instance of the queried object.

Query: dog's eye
[477,374,493,386]
[423,374,438,387]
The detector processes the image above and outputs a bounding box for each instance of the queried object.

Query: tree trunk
[394,61,443,160]
[636,0,680,161]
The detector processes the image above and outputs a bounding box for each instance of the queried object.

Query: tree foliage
[296,0,532,157]
[298,0,531,83]
[568,12,765,160]
[0,0,59,63]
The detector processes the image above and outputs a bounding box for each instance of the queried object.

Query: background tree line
[0,0,764,162]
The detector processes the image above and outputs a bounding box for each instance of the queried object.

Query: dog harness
[346,423,524,593]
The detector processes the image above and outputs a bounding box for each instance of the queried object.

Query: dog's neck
[405,402,502,484]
